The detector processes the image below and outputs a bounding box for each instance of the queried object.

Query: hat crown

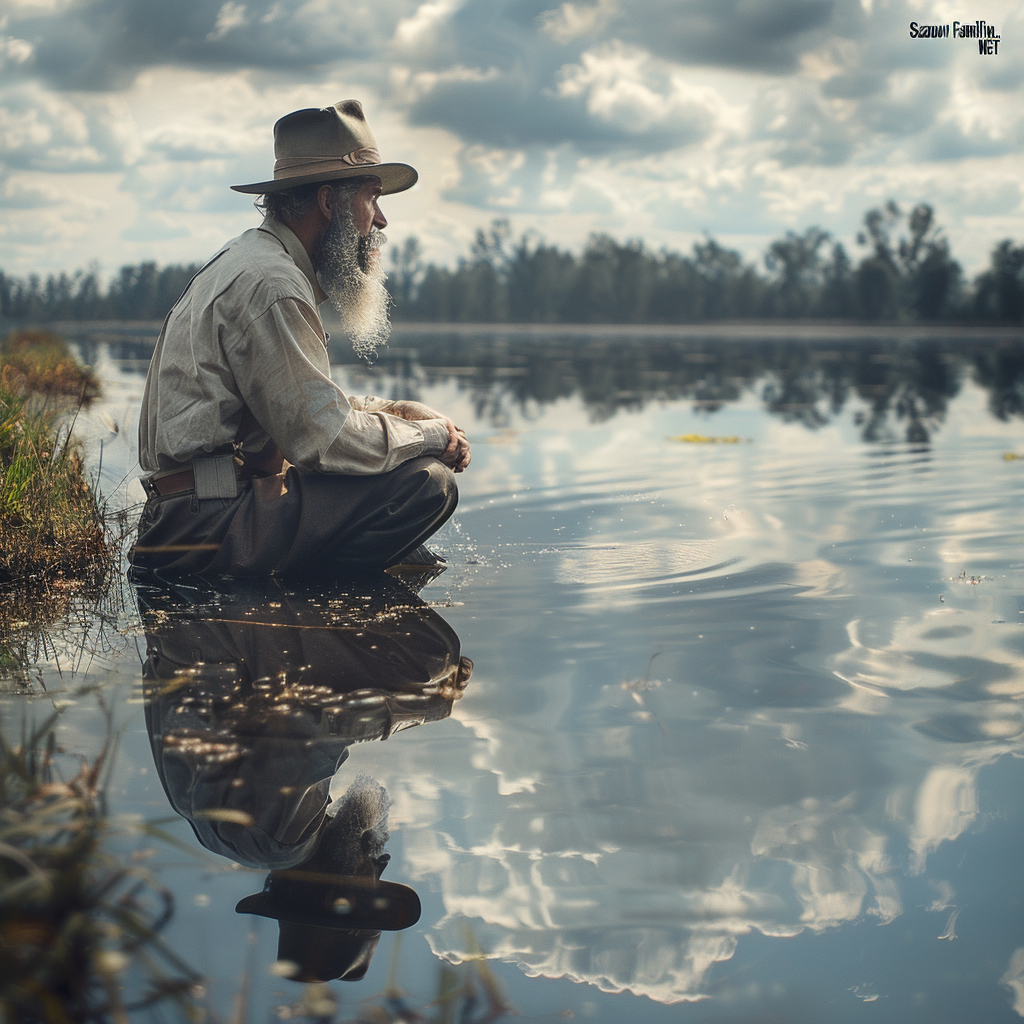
[231,99,417,195]
[273,101,379,162]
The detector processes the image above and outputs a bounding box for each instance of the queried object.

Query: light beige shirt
[138,216,448,478]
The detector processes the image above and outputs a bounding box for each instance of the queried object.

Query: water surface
[3,328,1024,1022]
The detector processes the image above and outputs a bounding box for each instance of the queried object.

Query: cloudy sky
[0,0,1021,281]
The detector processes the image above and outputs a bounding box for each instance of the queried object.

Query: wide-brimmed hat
[231,100,418,196]
[235,871,420,932]
[236,871,421,982]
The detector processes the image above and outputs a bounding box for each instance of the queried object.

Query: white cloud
[537,0,615,44]
[0,34,34,66]
[0,85,138,173]
[206,1,249,41]
[555,42,730,139]
[393,0,463,48]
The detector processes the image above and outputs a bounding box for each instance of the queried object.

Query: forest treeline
[2,201,1023,324]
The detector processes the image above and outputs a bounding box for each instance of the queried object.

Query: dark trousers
[130,457,457,576]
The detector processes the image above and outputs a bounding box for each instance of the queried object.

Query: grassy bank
[0,330,108,590]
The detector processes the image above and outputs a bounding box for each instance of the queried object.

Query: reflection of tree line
[70,328,1024,444]
[337,334,1024,444]
[4,202,1024,325]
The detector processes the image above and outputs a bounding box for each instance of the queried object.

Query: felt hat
[231,100,418,196]
[235,871,420,931]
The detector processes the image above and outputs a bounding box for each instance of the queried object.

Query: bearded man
[131,100,469,577]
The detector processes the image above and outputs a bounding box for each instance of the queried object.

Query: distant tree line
[390,203,1024,324]
[0,262,200,323]
[2,202,1023,324]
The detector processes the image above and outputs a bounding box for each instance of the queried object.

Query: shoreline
[13,319,1024,350]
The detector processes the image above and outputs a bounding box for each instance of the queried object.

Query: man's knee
[423,460,458,517]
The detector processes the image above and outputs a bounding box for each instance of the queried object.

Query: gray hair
[257,177,374,223]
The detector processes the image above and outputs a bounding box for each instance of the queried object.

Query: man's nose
[373,203,387,230]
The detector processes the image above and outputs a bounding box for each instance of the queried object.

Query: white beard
[314,209,392,363]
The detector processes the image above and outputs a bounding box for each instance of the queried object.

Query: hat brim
[231,162,417,196]
[235,877,421,931]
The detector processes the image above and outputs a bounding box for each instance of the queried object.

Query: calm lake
[3,325,1024,1022]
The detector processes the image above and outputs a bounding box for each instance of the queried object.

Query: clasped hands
[388,399,472,473]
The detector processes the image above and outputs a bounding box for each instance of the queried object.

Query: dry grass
[0,700,204,1022]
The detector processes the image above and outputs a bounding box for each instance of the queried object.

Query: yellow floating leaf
[667,434,747,444]
[1004,452,1021,461]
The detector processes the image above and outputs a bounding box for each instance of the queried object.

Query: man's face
[348,179,387,277]
[348,178,386,239]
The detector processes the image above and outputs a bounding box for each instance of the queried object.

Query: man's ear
[317,184,335,221]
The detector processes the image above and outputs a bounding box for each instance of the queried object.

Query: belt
[148,469,196,496]
[145,464,265,498]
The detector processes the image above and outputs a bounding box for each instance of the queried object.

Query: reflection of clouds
[835,615,968,694]
[908,766,978,874]
[394,692,909,1001]
[938,507,1015,565]
[834,609,1024,696]
[832,604,1023,874]
[1003,948,1024,1018]
[430,920,740,1004]
[790,557,847,598]
[383,577,1024,1004]
[752,802,902,928]
[409,807,766,1002]
[329,380,1024,1008]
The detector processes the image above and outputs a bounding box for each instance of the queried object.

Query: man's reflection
[136,574,472,983]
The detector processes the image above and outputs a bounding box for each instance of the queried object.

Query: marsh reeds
[0,329,110,592]
[0,699,204,1022]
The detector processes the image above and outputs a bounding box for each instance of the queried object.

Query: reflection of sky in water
[13,333,1024,1020]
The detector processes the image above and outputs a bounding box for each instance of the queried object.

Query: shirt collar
[259,215,328,305]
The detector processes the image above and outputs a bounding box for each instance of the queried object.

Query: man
[131,100,469,577]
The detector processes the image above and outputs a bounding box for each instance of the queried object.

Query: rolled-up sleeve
[226,297,438,475]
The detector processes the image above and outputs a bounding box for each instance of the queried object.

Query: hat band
[273,148,382,179]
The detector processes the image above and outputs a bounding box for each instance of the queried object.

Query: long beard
[321,774,391,875]
[313,209,392,363]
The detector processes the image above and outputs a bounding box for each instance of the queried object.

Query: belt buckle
[192,454,238,500]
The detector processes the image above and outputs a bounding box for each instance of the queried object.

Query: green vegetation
[0,330,109,590]
[393,202,1021,324]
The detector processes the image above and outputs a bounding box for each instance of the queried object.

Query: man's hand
[440,418,471,473]
[389,400,471,472]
